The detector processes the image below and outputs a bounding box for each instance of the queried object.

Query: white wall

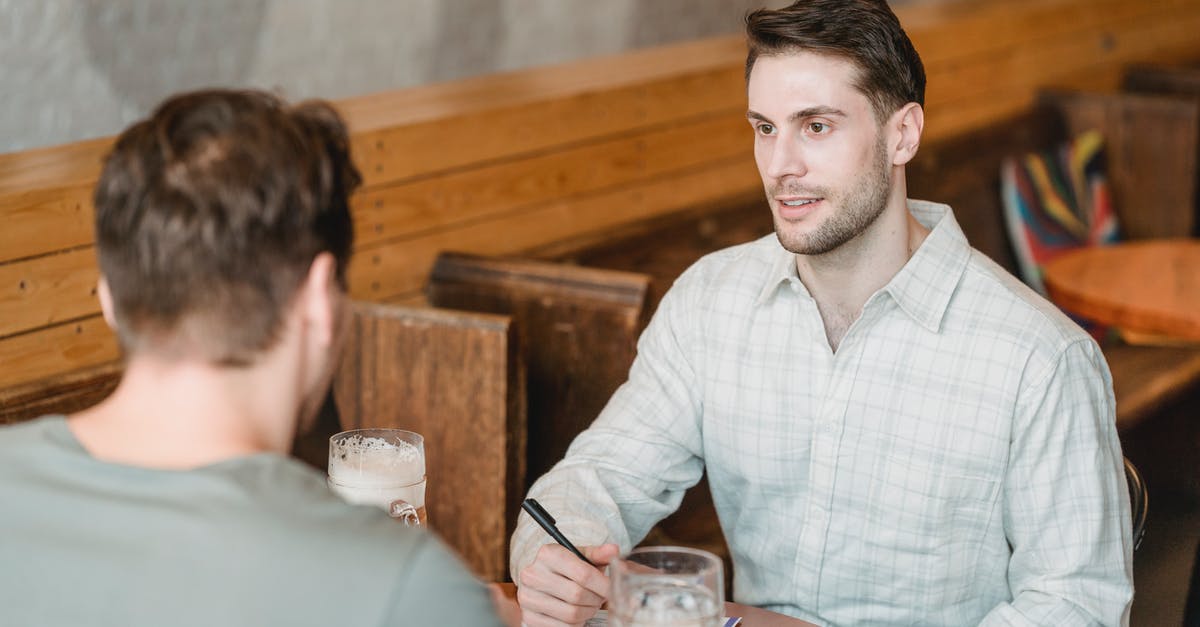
[0,0,795,153]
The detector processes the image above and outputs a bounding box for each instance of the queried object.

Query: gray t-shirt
[0,416,503,627]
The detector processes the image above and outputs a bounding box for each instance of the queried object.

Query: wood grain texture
[0,248,99,338]
[1125,63,1200,96]
[1043,240,1200,340]
[427,253,649,486]
[0,360,121,425]
[345,156,761,304]
[332,302,526,581]
[1041,90,1200,239]
[0,316,118,388]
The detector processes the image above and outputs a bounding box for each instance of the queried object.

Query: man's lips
[775,196,823,219]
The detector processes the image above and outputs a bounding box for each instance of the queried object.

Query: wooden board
[332,302,525,582]
[427,253,649,486]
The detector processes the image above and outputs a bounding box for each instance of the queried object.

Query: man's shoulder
[0,415,71,466]
[957,249,1100,356]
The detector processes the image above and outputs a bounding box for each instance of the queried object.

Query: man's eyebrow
[746,110,772,123]
[745,107,848,124]
[788,106,847,122]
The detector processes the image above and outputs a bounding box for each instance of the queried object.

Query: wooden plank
[0,248,99,338]
[332,302,524,582]
[352,112,750,248]
[0,316,118,389]
[350,64,746,188]
[346,156,762,303]
[1104,342,1200,430]
[929,5,1200,98]
[0,360,121,425]
[0,185,94,265]
[427,253,649,486]
[906,0,1199,64]
[1042,90,1199,239]
[1125,63,1200,95]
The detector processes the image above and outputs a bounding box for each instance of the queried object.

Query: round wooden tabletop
[1042,239,1200,341]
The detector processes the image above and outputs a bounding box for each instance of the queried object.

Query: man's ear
[299,253,338,347]
[890,102,924,166]
[96,277,119,331]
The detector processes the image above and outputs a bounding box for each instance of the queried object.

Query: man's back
[0,416,501,627]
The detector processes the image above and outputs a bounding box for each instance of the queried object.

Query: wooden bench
[426,253,649,487]
[331,302,526,581]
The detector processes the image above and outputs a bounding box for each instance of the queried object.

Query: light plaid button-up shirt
[511,201,1133,627]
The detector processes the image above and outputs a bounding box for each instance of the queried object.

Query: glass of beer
[609,546,724,627]
[327,428,427,527]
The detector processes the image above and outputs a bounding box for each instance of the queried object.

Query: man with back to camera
[0,89,517,626]
[509,1,1133,625]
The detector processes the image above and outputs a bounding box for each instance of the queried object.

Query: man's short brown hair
[94,89,361,365]
[745,0,926,122]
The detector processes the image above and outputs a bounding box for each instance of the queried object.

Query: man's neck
[795,196,930,351]
[67,354,302,470]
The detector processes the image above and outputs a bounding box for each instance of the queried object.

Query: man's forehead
[747,52,868,114]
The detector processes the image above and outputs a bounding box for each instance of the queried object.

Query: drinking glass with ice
[327,429,427,527]
[609,546,724,627]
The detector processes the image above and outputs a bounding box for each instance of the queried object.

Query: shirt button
[823,421,836,433]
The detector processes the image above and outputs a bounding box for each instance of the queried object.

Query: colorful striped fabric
[1001,129,1119,296]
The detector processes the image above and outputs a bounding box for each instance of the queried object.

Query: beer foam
[328,434,424,486]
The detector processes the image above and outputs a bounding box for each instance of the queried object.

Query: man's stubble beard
[772,134,892,256]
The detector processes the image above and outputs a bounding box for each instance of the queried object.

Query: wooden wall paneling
[0,186,95,265]
[921,4,1200,142]
[1125,63,1200,95]
[0,316,117,389]
[426,252,649,487]
[1040,90,1200,239]
[346,156,761,303]
[0,137,110,197]
[350,113,750,250]
[349,64,746,189]
[0,248,99,338]
[906,0,1197,64]
[0,360,121,425]
[332,302,525,582]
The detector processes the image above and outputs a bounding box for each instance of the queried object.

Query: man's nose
[764,134,807,181]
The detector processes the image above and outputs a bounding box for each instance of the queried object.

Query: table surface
[495,582,816,626]
[1042,239,1200,341]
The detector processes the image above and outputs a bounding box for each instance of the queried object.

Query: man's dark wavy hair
[745,0,926,122]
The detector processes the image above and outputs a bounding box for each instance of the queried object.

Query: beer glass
[327,428,427,527]
[609,546,724,627]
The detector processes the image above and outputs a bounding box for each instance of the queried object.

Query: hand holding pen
[516,498,621,626]
[522,498,597,566]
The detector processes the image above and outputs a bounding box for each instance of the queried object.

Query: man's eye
[809,122,828,133]
[757,123,775,135]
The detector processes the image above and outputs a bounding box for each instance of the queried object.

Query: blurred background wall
[0,0,820,153]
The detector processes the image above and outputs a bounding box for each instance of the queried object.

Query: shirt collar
[754,200,973,333]
[882,200,972,333]
[755,238,799,306]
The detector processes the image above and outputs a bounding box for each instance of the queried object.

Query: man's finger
[518,585,600,626]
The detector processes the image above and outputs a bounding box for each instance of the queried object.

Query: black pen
[521,498,597,567]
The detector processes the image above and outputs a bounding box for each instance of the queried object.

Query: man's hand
[517,543,621,627]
